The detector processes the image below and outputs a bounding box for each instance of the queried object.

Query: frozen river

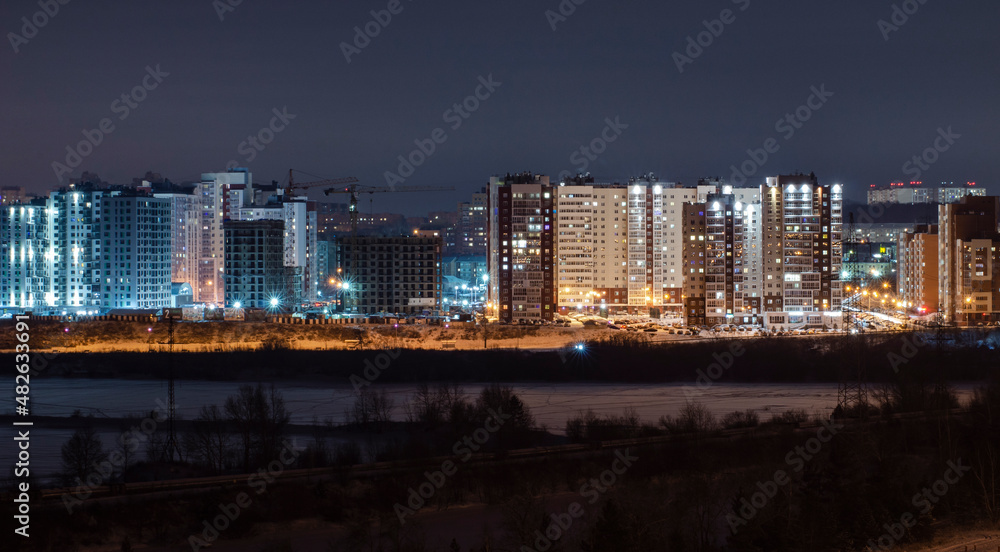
[1,378,978,482]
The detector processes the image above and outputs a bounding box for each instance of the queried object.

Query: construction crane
[286,169,358,196]
[321,181,455,313]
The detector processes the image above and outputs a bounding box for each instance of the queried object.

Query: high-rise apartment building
[49,187,105,309]
[555,183,597,310]
[488,172,556,323]
[195,169,253,305]
[682,202,707,325]
[223,220,286,309]
[760,174,843,328]
[338,236,441,315]
[153,191,198,288]
[0,200,52,309]
[234,198,318,304]
[99,194,172,309]
[456,190,488,256]
[619,176,695,312]
[682,193,762,326]
[897,224,938,312]
[554,182,630,312]
[937,196,1000,324]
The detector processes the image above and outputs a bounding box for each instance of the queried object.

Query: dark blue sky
[2,0,997,215]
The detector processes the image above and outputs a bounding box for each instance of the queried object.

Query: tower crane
[278,172,453,313]
[323,182,455,313]
[286,169,358,196]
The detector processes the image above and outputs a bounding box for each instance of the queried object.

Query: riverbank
[6,330,997,384]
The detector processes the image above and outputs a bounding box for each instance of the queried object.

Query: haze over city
[3,1,999,215]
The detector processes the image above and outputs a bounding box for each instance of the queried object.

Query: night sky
[2,0,997,215]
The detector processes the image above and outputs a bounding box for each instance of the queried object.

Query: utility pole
[164,315,179,461]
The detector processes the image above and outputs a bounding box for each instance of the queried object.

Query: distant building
[338,236,441,315]
[897,224,938,312]
[99,194,172,309]
[170,282,193,308]
[441,255,487,298]
[867,181,984,205]
[0,186,27,205]
[223,220,287,309]
[456,190,488,256]
[488,173,556,323]
[847,222,916,244]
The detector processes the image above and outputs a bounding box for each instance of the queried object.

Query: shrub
[722,409,760,429]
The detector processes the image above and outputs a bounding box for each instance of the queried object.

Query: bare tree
[225,384,291,471]
[973,441,1000,526]
[369,388,395,426]
[115,415,142,482]
[184,405,234,474]
[61,427,108,485]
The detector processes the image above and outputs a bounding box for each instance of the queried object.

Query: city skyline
[2,2,997,216]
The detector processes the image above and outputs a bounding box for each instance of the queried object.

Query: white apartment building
[555,185,596,309]
[49,188,105,309]
[761,174,843,329]
[153,192,197,288]
[867,182,985,205]
[195,169,253,305]
[99,195,172,309]
[0,201,52,309]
